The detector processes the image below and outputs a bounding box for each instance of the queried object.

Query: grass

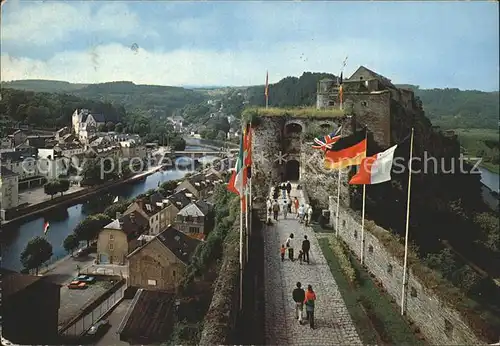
[311,222,335,233]
[242,106,344,119]
[318,237,427,346]
[453,128,499,174]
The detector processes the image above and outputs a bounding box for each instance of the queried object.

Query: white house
[72,109,107,143]
[0,166,19,211]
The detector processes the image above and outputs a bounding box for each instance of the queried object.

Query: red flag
[265,71,269,103]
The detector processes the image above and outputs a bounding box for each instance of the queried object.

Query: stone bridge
[172,148,238,159]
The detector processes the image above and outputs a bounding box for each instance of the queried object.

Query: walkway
[264,183,362,346]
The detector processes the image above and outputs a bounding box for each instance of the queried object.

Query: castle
[71,109,107,143]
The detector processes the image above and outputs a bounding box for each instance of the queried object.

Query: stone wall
[328,196,492,345]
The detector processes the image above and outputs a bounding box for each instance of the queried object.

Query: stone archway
[285,159,300,181]
[285,122,303,135]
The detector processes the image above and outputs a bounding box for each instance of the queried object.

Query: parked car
[75,275,96,284]
[87,319,110,336]
[68,281,87,289]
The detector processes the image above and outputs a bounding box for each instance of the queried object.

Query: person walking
[287,199,292,213]
[294,197,299,214]
[272,200,280,221]
[286,181,292,197]
[302,235,311,264]
[280,244,286,262]
[306,205,313,226]
[304,285,316,329]
[281,183,287,199]
[298,205,305,223]
[286,233,295,261]
[266,198,272,219]
[292,282,305,324]
[273,186,279,200]
[282,199,288,219]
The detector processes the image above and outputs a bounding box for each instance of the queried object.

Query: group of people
[267,197,313,224]
[280,233,311,264]
[267,180,317,329]
[292,282,316,329]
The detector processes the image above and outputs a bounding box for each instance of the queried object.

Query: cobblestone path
[264,184,362,345]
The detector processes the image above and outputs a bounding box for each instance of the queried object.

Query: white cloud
[0,39,408,86]
[1,2,156,46]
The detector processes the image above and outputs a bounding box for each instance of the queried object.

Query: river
[0,145,219,272]
[478,167,499,193]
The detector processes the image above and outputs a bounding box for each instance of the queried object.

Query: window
[156,215,159,220]
[444,319,453,338]
[189,227,200,233]
[109,243,114,250]
[172,270,176,278]
[354,230,358,239]
[410,287,417,298]
[148,279,157,286]
[368,245,373,253]
[109,234,114,240]
[387,263,393,275]
[342,220,346,227]
[361,101,368,107]
[186,215,193,222]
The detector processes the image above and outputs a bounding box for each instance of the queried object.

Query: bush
[329,236,357,285]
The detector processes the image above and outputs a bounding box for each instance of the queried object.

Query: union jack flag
[312,126,342,151]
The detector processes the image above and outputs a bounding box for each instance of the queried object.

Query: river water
[0,145,218,271]
[478,167,499,193]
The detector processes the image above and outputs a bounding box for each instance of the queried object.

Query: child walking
[280,244,286,262]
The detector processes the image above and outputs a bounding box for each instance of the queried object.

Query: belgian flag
[324,130,367,170]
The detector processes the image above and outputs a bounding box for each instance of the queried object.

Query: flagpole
[335,126,343,237]
[265,71,269,109]
[245,185,249,264]
[401,127,414,315]
[239,194,244,310]
[360,127,367,265]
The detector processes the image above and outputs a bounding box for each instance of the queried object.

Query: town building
[1,268,61,344]
[175,173,215,199]
[0,150,39,181]
[127,226,200,291]
[72,109,107,143]
[175,200,213,240]
[96,212,149,265]
[0,165,19,212]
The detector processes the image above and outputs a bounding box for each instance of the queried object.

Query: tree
[20,236,53,275]
[115,122,124,133]
[161,179,180,192]
[106,121,115,132]
[74,214,113,246]
[63,233,79,256]
[58,179,70,196]
[44,181,59,199]
[98,123,107,132]
[475,212,500,252]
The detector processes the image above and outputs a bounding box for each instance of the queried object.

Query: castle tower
[316,78,341,110]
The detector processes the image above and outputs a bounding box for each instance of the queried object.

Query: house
[72,109,107,141]
[55,142,85,158]
[0,136,14,149]
[0,150,39,180]
[125,197,164,235]
[96,212,149,265]
[167,115,184,132]
[1,268,61,344]
[127,226,201,291]
[175,200,213,240]
[0,165,19,211]
[7,129,27,147]
[55,127,71,142]
[158,189,192,231]
[117,289,175,344]
[120,139,147,159]
[174,173,214,199]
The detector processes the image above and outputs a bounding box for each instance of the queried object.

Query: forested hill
[245,74,499,130]
[246,72,337,107]
[1,80,207,118]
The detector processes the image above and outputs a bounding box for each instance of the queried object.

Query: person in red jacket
[304,285,316,329]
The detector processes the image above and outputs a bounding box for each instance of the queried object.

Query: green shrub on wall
[329,236,357,286]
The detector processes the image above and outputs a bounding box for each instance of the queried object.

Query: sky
[1,1,498,91]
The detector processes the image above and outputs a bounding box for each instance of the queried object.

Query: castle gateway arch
[285,159,300,181]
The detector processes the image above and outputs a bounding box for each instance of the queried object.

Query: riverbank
[2,165,162,227]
